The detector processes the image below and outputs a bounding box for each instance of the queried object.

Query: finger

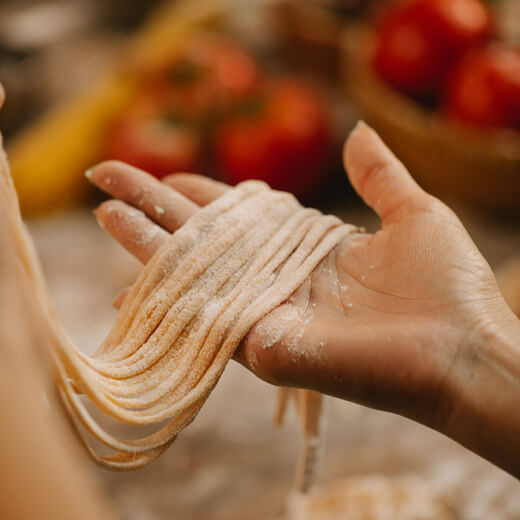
[95,200,168,264]
[343,121,430,223]
[87,161,199,232]
[113,287,131,310]
[162,173,230,206]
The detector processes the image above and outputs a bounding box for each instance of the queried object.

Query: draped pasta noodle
[0,135,358,491]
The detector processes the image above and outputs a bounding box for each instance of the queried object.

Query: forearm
[438,307,520,477]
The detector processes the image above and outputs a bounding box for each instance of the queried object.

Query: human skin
[88,122,520,478]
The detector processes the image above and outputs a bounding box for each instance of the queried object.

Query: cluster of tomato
[372,0,520,130]
[106,33,332,198]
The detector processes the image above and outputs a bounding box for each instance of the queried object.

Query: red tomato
[488,46,520,121]
[418,0,492,51]
[214,80,332,199]
[443,44,520,130]
[373,11,446,97]
[181,33,260,98]
[373,0,492,98]
[145,33,260,119]
[106,99,201,178]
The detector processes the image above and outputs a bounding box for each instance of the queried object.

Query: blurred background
[1,0,520,518]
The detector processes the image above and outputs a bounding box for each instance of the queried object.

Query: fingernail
[85,167,95,180]
[352,120,368,133]
[92,207,104,229]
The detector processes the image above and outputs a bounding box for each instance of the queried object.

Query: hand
[88,123,520,471]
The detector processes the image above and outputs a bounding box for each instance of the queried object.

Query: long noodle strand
[0,139,359,494]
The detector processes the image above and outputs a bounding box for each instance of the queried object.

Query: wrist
[436,303,520,475]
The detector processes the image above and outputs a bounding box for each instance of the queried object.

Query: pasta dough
[0,139,358,491]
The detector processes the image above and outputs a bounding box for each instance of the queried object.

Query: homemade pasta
[0,134,358,495]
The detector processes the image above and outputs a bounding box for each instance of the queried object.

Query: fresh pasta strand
[0,134,359,499]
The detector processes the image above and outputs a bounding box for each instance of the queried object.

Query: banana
[7,75,136,215]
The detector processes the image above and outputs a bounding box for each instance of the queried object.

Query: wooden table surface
[29,196,520,520]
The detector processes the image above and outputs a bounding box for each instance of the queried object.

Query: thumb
[343,121,429,223]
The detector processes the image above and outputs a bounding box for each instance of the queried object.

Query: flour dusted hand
[91,123,520,479]
[3,102,520,493]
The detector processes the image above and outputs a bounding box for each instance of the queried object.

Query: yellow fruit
[7,75,136,215]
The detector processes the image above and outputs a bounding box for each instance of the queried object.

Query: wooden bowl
[341,25,520,210]
[274,1,345,78]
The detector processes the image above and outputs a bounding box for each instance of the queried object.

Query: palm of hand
[243,196,497,422]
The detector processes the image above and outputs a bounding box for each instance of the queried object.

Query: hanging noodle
[0,125,358,494]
